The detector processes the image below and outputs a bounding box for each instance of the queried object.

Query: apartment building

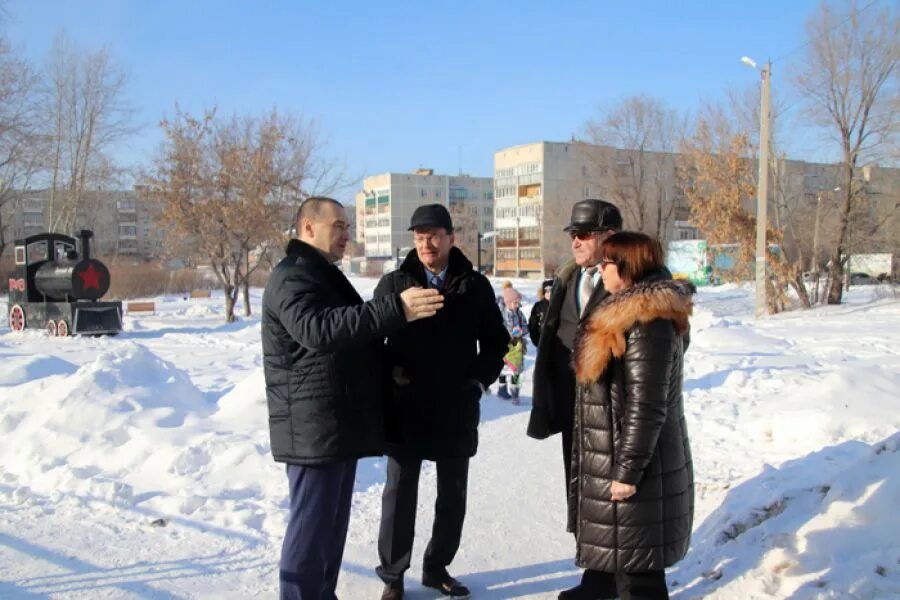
[2,189,165,260]
[492,141,899,279]
[355,169,494,272]
[493,142,690,278]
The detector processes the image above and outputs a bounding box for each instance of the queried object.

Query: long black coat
[261,239,406,465]
[527,260,583,439]
[570,280,695,573]
[375,247,509,460]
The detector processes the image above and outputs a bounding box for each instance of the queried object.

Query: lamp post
[742,56,771,318]
[477,230,496,273]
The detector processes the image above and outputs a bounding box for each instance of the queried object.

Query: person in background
[564,231,694,600]
[498,285,527,400]
[261,197,444,600]
[528,278,554,346]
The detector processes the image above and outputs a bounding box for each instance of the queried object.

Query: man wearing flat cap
[374,204,509,599]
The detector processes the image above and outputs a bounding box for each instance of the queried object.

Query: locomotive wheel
[9,305,25,331]
[57,320,69,337]
[47,320,58,336]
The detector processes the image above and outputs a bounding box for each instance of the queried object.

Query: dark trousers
[586,569,669,600]
[377,456,469,584]
[279,460,357,600]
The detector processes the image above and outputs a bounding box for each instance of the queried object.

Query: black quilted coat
[261,239,407,465]
[569,279,695,573]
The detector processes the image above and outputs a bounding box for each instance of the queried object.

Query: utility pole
[755,61,771,318]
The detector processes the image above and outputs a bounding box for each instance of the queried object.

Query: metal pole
[812,192,823,304]
[477,233,482,272]
[515,215,520,278]
[755,61,771,318]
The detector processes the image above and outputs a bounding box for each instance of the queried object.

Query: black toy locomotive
[7,230,122,336]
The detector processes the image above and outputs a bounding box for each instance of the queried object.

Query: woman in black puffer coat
[562,232,694,600]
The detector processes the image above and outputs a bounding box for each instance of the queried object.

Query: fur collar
[573,279,695,383]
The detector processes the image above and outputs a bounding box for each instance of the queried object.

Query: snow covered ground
[1,279,898,599]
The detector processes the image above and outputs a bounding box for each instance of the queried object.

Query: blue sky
[7,0,840,202]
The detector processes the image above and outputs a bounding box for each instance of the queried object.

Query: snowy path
[1,282,898,598]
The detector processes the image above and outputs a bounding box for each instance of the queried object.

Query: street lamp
[477,230,496,273]
[743,56,772,318]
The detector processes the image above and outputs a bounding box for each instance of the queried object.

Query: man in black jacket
[527,278,554,345]
[374,204,509,600]
[262,197,444,600]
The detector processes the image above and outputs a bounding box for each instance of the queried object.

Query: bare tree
[580,94,684,239]
[41,32,136,234]
[679,101,811,313]
[0,37,40,255]
[793,0,898,303]
[147,107,334,322]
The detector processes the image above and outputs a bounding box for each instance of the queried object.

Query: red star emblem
[78,263,102,290]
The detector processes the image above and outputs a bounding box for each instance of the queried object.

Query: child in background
[498,286,527,401]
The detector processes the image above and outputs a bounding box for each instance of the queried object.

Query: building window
[22,198,44,213]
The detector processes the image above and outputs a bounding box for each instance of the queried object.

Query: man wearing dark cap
[374,204,509,599]
[526,199,624,598]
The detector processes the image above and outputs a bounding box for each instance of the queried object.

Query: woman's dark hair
[600,231,665,284]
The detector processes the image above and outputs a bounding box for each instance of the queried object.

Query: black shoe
[380,580,403,600]
[422,570,470,598]
[558,570,618,600]
[558,583,598,600]
[497,386,510,399]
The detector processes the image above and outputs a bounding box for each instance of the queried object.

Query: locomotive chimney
[78,229,93,260]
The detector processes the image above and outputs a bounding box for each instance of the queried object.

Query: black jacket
[261,239,406,464]
[569,280,695,572]
[374,247,509,460]
[527,299,549,345]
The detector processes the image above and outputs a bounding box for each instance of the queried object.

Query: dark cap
[541,278,554,291]
[563,199,623,233]
[408,204,453,232]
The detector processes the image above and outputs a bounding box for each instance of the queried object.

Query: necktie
[431,274,444,290]
[579,267,597,317]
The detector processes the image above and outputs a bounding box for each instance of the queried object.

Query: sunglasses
[569,228,615,241]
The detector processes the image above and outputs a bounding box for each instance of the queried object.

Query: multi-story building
[493,141,692,278]
[492,141,899,279]
[2,189,165,261]
[355,169,494,273]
